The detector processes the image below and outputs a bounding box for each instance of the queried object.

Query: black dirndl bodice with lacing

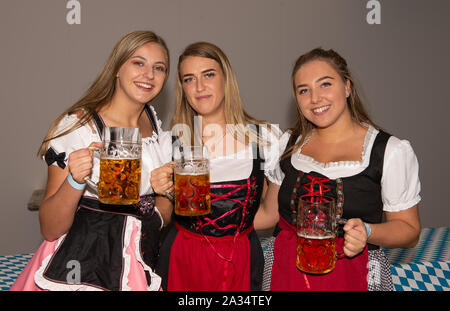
[156,129,266,290]
[276,129,391,250]
[174,143,265,238]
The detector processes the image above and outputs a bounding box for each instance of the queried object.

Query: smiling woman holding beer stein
[255,48,421,291]
[10,30,173,291]
[151,42,281,291]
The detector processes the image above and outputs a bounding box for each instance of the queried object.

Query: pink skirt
[10,216,161,291]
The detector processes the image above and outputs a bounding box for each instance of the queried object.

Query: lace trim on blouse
[294,124,378,169]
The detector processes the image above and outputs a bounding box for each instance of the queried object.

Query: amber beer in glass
[98,158,141,204]
[296,232,337,274]
[173,146,210,216]
[85,127,142,205]
[296,196,339,274]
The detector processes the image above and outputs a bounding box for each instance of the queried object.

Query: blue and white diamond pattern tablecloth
[0,253,33,291]
[389,261,449,291]
[383,227,450,264]
[383,227,450,291]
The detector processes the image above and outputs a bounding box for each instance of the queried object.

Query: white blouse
[269,126,421,213]
[44,105,172,200]
[209,124,282,183]
[169,124,283,183]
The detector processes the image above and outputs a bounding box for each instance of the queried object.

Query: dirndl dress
[10,105,171,291]
[156,138,270,291]
[264,126,421,291]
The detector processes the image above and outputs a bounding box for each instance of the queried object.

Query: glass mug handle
[335,217,348,259]
[83,145,101,194]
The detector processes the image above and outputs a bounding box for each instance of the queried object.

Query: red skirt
[167,223,254,291]
[270,217,368,291]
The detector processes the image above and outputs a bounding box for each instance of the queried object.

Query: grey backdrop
[1,0,449,255]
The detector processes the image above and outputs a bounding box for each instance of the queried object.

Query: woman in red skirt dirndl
[151,42,282,291]
[254,48,422,291]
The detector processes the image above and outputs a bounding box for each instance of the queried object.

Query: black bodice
[175,145,265,237]
[277,130,391,246]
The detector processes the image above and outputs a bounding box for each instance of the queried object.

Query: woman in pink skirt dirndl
[11,30,173,291]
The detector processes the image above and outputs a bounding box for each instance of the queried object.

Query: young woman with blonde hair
[151,41,281,290]
[11,30,172,291]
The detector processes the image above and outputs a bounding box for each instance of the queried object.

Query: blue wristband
[363,222,372,238]
[67,172,86,191]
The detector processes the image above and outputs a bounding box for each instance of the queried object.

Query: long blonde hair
[38,30,170,157]
[282,47,379,159]
[172,41,265,146]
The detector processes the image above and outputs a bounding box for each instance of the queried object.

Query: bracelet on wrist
[363,222,372,238]
[67,172,86,191]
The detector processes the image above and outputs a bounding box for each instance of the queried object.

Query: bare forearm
[254,182,280,231]
[39,179,83,241]
[155,196,173,226]
[254,205,279,231]
[368,218,420,249]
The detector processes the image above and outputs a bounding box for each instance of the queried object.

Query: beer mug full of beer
[296,195,344,274]
[173,146,210,216]
[85,127,142,205]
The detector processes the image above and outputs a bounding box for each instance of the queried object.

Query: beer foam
[175,171,209,176]
[102,157,140,160]
[297,232,335,240]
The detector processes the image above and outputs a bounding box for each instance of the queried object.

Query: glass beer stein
[296,195,344,274]
[85,127,142,205]
[173,145,211,216]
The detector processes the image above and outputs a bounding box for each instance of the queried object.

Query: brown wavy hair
[282,47,379,159]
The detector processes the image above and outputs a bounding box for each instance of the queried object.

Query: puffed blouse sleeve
[381,136,421,212]
[262,126,290,186]
[43,114,97,169]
